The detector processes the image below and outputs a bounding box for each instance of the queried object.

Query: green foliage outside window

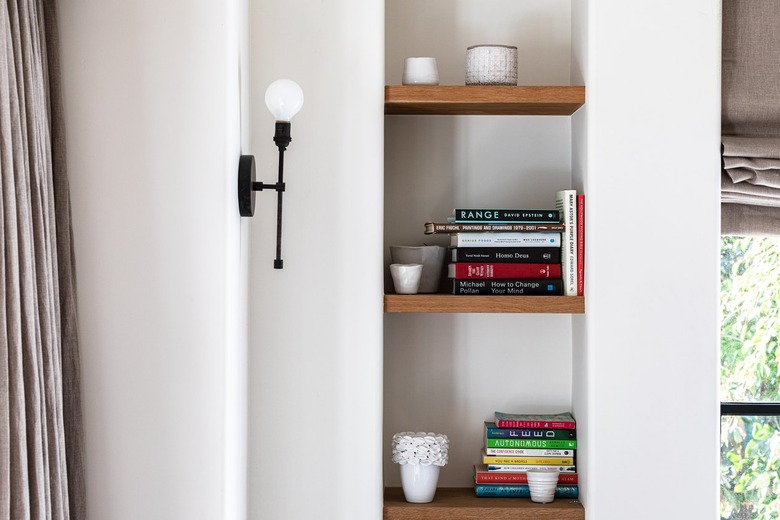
[721,236,780,519]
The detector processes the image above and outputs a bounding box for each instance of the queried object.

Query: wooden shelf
[384,487,584,520]
[385,86,585,116]
[384,295,584,314]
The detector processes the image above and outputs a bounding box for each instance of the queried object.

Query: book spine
[453,209,561,223]
[448,263,562,280]
[426,223,565,234]
[495,419,576,429]
[555,190,578,296]
[487,438,577,449]
[484,447,574,456]
[475,472,579,485]
[451,279,563,296]
[483,456,574,465]
[474,485,579,498]
[484,424,576,440]
[450,232,561,248]
[577,194,585,296]
[451,247,561,264]
[487,464,577,473]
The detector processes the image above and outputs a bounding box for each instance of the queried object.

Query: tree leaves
[721,236,780,519]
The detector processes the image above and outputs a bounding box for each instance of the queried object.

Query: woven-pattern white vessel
[466,45,518,85]
[392,432,449,466]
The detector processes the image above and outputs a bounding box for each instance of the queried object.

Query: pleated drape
[0,0,85,518]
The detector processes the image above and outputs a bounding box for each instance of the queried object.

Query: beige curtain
[1,1,85,519]
[722,0,780,235]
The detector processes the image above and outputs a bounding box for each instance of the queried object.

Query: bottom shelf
[384,487,584,520]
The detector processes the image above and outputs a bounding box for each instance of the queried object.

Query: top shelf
[385,85,585,116]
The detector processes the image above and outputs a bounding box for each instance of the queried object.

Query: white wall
[572,0,721,518]
[246,1,385,519]
[58,1,246,518]
[384,0,575,487]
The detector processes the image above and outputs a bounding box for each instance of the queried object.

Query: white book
[484,447,575,456]
[449,232,561,248]
[555,190,578,296]
[487,464,577,473]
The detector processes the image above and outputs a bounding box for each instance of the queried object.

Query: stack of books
[425,207,564,296]
[424,193,585,296]
[474,411,579,499]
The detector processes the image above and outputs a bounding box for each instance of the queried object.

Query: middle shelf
[384,294,585,314]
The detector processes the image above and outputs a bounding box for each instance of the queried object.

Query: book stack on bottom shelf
[475,412,579,499]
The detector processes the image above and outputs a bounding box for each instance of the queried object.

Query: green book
[486,438,577,450]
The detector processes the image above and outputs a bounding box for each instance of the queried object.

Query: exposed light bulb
[264,79,304,122]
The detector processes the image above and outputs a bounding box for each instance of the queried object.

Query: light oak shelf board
[384,487,585,520]
[384,295,584,314]
[385,86,585,116]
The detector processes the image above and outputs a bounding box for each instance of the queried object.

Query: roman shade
[721,0,780,235]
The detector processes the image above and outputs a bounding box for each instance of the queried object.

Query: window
[721,236,780,520]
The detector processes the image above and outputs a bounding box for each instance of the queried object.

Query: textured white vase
[400,463,440,503]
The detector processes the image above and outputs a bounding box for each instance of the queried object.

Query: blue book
[474,484,579,498]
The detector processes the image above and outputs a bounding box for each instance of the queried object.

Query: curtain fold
[722,0,780,235]
[1,0,85,518]
[722,136,780,207]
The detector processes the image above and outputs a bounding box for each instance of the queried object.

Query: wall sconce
[238,79,304,269]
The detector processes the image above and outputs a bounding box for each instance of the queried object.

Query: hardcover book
[450,232,561,248]
[486,438,577,450]
[555,190,578,296]
[487,464,577,472]
[482,451,574,466]
[577,193,585,296]
[494,411,576,429]
[425,222,565,234]
[451,247,560,264]
[448,263,561,280]
[484,422,576,440]
[474,484,579,498]
[474,465,579,485]
[452,209,560,223]
[484,447,573,456]
[451,279,563,296]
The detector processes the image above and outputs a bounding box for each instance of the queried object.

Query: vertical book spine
[577,194,585,296]
[555,190,578,296]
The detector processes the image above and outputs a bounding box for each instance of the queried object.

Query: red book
[447,263,561,279]
[577,194,585,296]
[474,465,579,485]
[494,411,576,429]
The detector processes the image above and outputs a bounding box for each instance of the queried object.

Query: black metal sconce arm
[238,121,293,269]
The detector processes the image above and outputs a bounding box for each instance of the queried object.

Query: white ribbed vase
[400,463,440,503]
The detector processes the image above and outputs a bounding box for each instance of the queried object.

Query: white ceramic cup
[390,264,423,294]
[527,469,559,503]
[402,57,439,85]
[389,245,446,293]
